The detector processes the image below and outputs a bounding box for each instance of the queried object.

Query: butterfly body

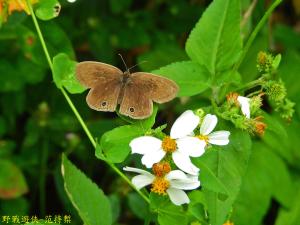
[76,61,178,119]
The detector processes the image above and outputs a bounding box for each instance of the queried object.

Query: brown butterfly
[76,60,179,119]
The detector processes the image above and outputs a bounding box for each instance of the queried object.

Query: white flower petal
[132,174,155,189]
[141,149,166,168]
[200,114,218,135]
[123,167,153,176]
[165,170,187,181]
[186,175,200,182]
[237,96,251,119]
[170,180,200,190]
[208,131,230,145]
[176,137,206,157]
[172,151,199,175]
[130,136,162,155]
[170,110,200,139]
[166,188,190,205]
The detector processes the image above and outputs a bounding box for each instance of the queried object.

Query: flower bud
[264,80,286,102]
[195,108,205,120]
[250,93,264,115]
[253,116,267,136]
[226,92,239,106]
[275,98,295,120]
[152,162,171,177]
[257,51,273,73]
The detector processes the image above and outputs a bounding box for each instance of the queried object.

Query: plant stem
[234,0,282,70]
[26,0,150,204]
[234,78,264,92]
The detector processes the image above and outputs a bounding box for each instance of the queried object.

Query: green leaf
[188,190,207,222]
[185,0,242,76]
[239,34,268,83]
[193,129,252,225]
[278,50,300,100]
[109,194,121,224]
[97,107,157,163]
[0,160,28,199]
[150,193,188,225]
[35,0,61,21]
[61,154,112,225]
[128,193,150,220]
[117,104,158,129]
[0,59,24,92]
[262,113,293,164]
[52,53,86,94]
[152,61,210,97]
[97,124,145,163]
[275,177,300,225]
[137,43,189,72]
[195,160,229,195]
[232,142,293,225]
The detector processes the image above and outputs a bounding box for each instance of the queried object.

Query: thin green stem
[234,0,282,70]
[26,2,53,71]
[61,88,96,148]
[234,77,264,92]
[26,0,150,204]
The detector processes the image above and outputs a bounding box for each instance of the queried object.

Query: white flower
[237,96,251,119]
[130,110,205,175]
[123,166,200,205]
[198,114,230,146]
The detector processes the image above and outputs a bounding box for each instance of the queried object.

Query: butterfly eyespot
[101,101,107,107]
[129,107,135,113]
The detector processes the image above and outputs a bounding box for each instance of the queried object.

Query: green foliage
[128,193,150,219]
[150,193,188,225]
[35,0,61,21]
[52,53,86,93]
[152,61,210,97]
[188,191,207,222]
[232,142,293,225]
[275,177,300,225]
[96,106,157,163]
[185,0,242,77]
[61,155,112,225]
[193,129,252,225]
[0,160,28,199]
[0,0,299,224]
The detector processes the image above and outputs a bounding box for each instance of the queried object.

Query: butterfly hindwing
[86,78,122,112]
[119,72,178,119]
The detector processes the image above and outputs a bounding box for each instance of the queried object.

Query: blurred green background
[0,0,300,224]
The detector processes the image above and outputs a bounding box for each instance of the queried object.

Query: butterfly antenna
[127,60,148,71]
[118,54,129,72]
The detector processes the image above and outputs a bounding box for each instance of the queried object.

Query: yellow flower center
[152,162,171,177]
[151,177,170,195]
[223,221,234,225]
[161,136,177,153]
[197,134,209,145]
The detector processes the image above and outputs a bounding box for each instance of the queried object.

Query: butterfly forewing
[76,61,123,88]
